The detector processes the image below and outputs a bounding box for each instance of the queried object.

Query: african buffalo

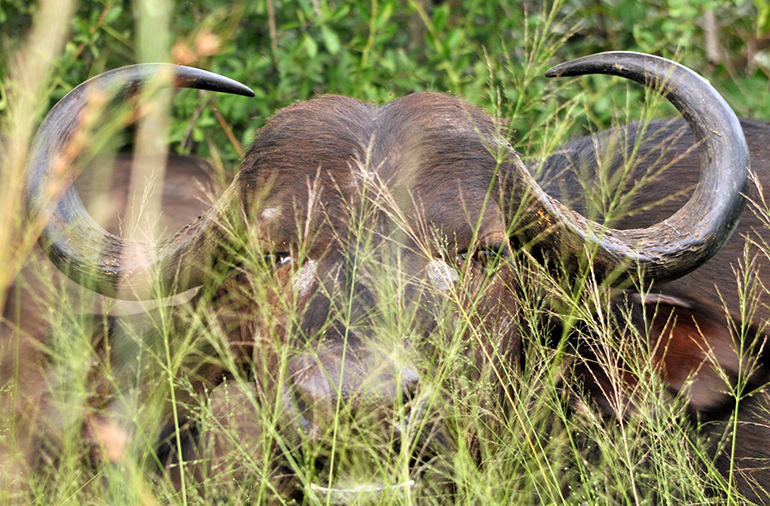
[10,51,768,502]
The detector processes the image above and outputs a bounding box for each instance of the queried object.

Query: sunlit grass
[2,1,769,505]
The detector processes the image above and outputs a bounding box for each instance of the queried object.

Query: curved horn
[26,64,255,300]
[513,51,749,284]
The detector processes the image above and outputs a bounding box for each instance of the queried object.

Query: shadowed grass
[2,1,770,505]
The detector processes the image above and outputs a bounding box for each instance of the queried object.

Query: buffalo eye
[263,252,292,269]
[460,245,510,273]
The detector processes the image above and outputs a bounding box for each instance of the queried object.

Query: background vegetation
[2,0,770,504]
[3,0,770,168]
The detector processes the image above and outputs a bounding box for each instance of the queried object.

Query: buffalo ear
[626,292,768,415]
[575,292,767,418]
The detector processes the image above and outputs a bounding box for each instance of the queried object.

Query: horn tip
[544,62,579,79]
[173,65,256,98]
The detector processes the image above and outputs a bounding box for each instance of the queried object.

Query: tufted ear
[631,292,746,413]
[576,291,769,417]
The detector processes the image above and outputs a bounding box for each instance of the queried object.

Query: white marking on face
[293,260,318,297]
[426,259,459,293]
[260,207,279,220]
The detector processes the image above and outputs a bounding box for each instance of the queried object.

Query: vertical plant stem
[130,0,178,502]
[0,0,76,314]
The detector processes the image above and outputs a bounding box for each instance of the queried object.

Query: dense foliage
[3,1,770,504]
[3,0,769,167]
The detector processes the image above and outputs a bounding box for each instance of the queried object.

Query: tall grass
[2,0,769,505]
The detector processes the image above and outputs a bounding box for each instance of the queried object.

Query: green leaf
[303,32,318,58]
[321,25,341,54]
[104,4,122,25]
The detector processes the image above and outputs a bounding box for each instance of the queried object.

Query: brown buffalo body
[6,55,769,503]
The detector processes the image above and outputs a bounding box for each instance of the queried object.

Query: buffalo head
[22,52,749,501]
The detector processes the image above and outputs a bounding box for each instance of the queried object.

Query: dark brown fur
[0,153,219,493]
[541,118,770,503]
[8,92,770,502]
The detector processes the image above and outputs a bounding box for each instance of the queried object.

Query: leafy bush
[2,1,770,504]
[4,0,768,166]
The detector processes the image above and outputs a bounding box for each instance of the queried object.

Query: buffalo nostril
[292,386,309,416]
[399,367,420,402]
[283,383,315,439]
